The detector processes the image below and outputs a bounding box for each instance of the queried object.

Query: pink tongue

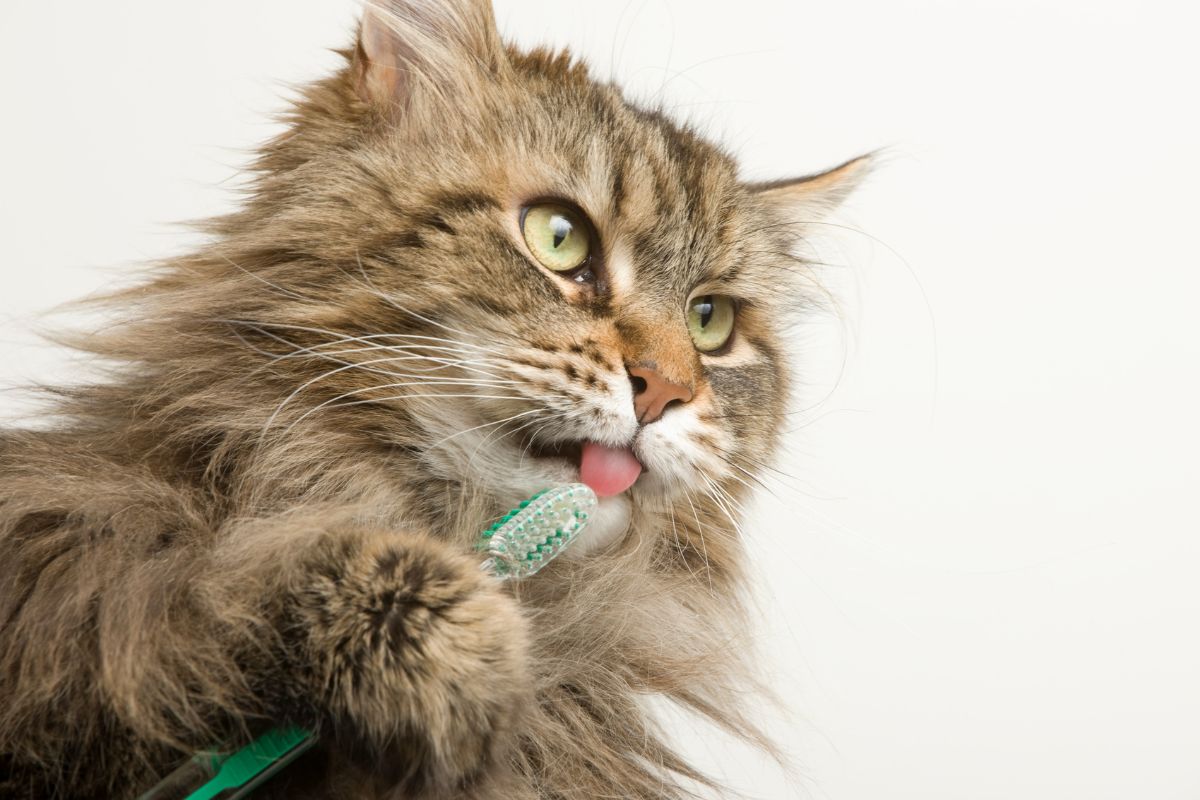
[579,441,643,497]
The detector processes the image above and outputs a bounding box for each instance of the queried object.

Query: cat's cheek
[563,494,631,558]
[634,414,702,488]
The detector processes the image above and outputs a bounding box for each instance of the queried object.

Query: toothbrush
[476,483,596,578]
[138,484,597,800]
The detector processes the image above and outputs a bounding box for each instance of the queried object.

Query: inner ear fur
[353,0,507,111]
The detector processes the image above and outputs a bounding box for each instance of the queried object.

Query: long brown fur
[0,2,867,798]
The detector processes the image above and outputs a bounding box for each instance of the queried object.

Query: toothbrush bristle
[478,484,597,579]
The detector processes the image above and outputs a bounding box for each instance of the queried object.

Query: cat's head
[215,0,866,546]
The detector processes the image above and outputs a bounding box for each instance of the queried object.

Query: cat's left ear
[748,154,873,223]
[353,0,506,112]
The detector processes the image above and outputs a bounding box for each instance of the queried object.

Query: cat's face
[232,0,862,542]
[353,65,789,511]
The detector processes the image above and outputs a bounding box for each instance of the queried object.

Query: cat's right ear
[353,0,506,112]
[748,154,874,225]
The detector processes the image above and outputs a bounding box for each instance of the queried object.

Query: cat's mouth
[524,438,644,497]
[526,438,584,464]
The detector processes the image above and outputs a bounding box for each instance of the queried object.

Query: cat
[0,1,867,798]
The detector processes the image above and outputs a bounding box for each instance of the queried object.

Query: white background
[2,1,1198,798]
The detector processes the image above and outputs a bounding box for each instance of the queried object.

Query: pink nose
[628,365,693,424]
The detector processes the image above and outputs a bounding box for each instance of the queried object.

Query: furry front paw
[290,532,530,793]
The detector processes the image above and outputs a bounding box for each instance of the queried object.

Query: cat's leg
[274,524,531,794]
[0,509,530,798]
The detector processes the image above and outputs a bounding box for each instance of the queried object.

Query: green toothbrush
[476,483,596,578]
[138,484,598,800]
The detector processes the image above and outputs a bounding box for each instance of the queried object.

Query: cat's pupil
[550,215,571,249]
[696,297,714,327]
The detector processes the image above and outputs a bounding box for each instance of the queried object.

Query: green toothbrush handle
[137,726,316,800]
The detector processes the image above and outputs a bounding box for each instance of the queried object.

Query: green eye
[521,203,591,272]
[686,295,736,352]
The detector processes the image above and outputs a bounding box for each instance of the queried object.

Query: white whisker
[683,488,715,595]
[262,359,518,433]
[425,408,544,452]
[278,391,534,439]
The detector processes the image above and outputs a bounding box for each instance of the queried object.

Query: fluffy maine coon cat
[0,1,866,797]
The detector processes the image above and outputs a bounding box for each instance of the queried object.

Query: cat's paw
[290,531,530,793]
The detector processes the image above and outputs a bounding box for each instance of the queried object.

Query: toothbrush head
[478,483,597,579]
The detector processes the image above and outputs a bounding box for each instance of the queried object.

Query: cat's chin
[565,494,632,558]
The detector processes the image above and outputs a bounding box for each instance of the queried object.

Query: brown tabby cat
[0,1,866,797]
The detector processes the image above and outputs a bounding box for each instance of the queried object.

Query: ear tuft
[354,0,505,110]
[749,152,875,222]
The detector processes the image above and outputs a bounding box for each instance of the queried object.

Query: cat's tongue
[579,441,643,497]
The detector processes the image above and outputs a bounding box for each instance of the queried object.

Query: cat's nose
[628,365,693,424]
